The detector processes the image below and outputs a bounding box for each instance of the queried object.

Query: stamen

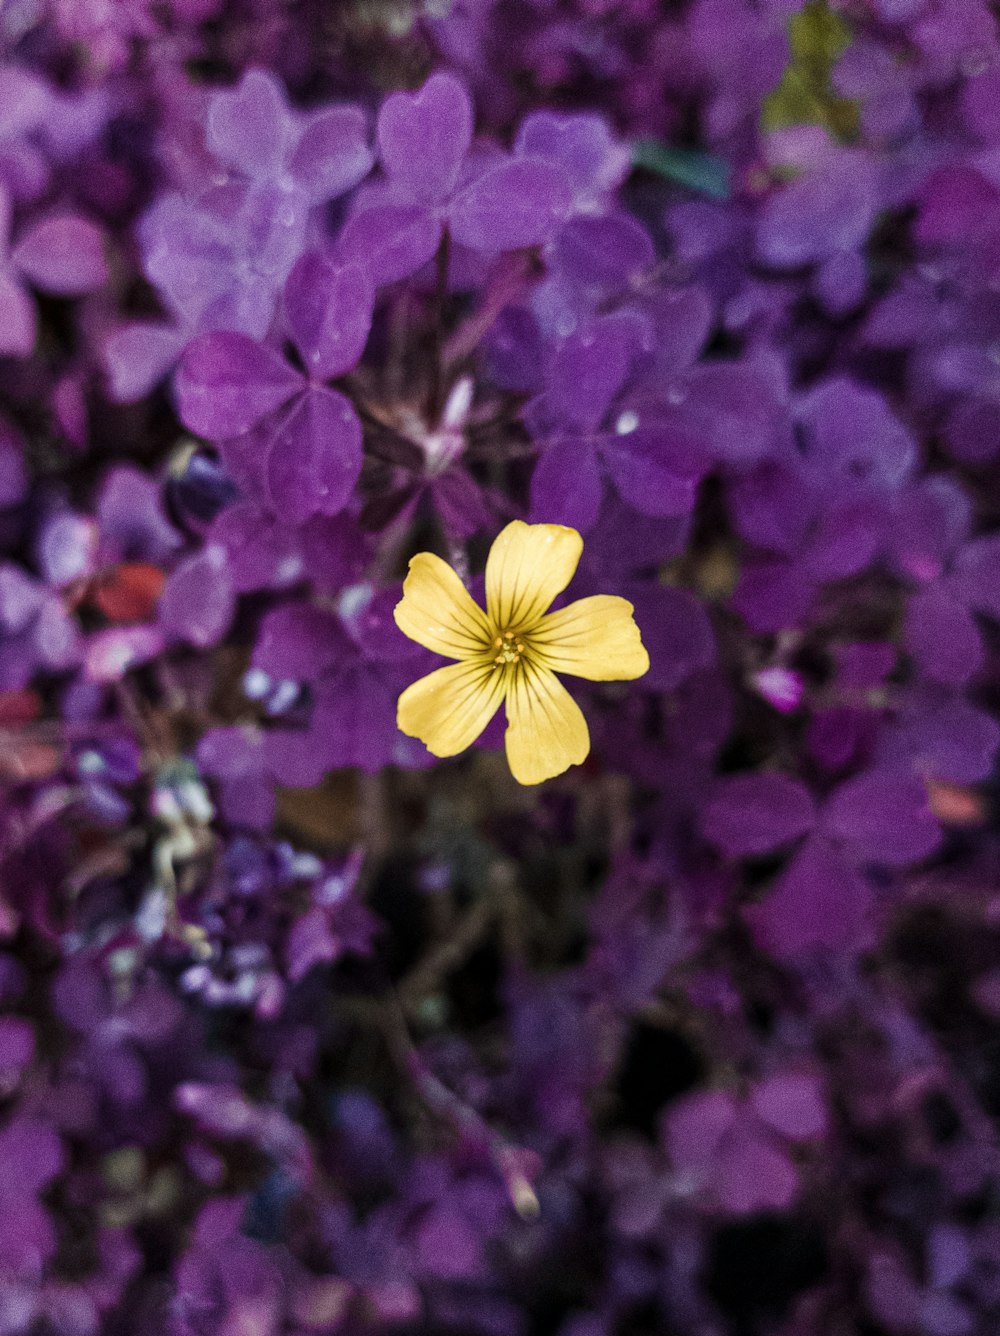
[493,626,524,665]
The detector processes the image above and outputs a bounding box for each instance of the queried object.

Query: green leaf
[762,0,859,141]
[632,140,732,200]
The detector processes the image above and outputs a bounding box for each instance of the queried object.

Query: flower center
[492,630,525,666]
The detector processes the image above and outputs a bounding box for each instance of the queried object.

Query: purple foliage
[0,4,999,1334]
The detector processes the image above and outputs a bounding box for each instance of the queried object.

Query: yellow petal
[398,659,505,757]
[394,552,492,659]
[530,595,650,681]
[504,660,590,785]
[485,521,583,633]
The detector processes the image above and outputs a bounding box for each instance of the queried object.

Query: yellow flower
[394,521,650,785]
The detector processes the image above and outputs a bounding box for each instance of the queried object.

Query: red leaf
[0,688,42,725]
[93,562,166,623]
[925,780,987,827]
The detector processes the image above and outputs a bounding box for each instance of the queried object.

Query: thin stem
[428,227,451,425]
[397,897,494,1012]
[382,989,541,1219]
[442,251,535,368]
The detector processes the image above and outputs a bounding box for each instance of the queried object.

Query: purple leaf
[338,205,442,287]
[625,584,714,692]
[237,178,310,281]
[813,247,866,316]
[103,321,186,402]
[0,565,46,634]
[450,158,572,252]
[752,1074,827,1141]
[34,598,80,670]
[0,418,27,509]
[217,421,270,504]
[746,834,876,957]
[196,728,273,831]
[728,464,814,554]
[714,1123,799,1215]
[835,641,896,688]
[927,1225,972,1291]
[554,214,655,293]
[949,533,1000,621]
[487,306,545,393]
[252,603,347,681]
[701,772,816,857]
[377,71,473,204]
[197,725,266,780]
[886,701,1000,786]
[823,769,942,866]
[797,377,915,486]
[682,358,787,464]
[530,440,603,534]
[664,1089,735,1173]
[206,68,289,179]
[290,106,374,202]
[663,1091,798,1215]
[891,477,970,580]
[266,387,362,524]
[515,110,629,198]
[915,164,1000,246]
[547,316,637,432]
[298,513,367,593]
[962,64,1000,140]
[158,547,235,649]
[943,397,1000,466]
[307,663,435,773]
[13,214,108,295]
[803,492,885,581]
[265,727,330,788]
[863,278,938,349]
[340,585,420,663]
[176,332,302,440]
[414,1205,486,1280]
[210,501,303,592]
[0,67,50,141]
[220,777,274,832]
[140,192,235,322]
[432,468,491,539]
[0,1119,63,1274]
[732,558,815,633]
[37,511,97,586]
[284,253,374,380]
[650,285,714,376]
[756,152,877,267]
[97,464,180,564]
[0,1016,33,1078]
[607,425,706,518]
[904,585,984,686]
[286,907,342,982]
[0,273,36,357]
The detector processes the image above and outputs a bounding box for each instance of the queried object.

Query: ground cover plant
[2,0,1000,1332]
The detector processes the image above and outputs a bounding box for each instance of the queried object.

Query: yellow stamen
[496,632,521,665]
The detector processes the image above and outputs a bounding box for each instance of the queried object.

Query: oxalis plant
[0,3,999,1333]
